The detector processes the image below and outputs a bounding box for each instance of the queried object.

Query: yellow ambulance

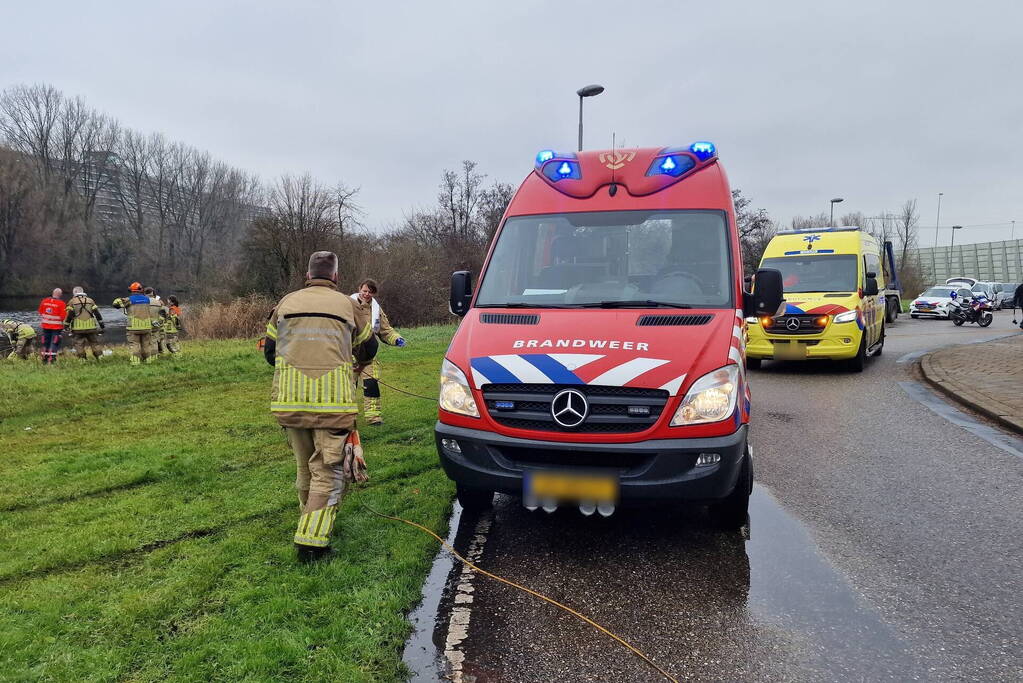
[746,227,887,372]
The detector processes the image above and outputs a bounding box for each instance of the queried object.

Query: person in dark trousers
[1013,282,1023,329]
[38,288,66,364]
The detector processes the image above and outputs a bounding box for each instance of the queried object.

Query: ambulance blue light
[557,161,572,176]
[690,141,716,160]
[536,149,555,165]
[660,156,677,172]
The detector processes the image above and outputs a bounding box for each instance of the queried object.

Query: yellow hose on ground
[362,503,679,683]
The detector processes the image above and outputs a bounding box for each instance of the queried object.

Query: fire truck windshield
[475,210,733,308]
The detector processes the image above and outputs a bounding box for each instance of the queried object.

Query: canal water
[0,294,128,346]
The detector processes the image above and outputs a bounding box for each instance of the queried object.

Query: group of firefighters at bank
[264,253,408,561]
[1,283,184,365]
[4,258,406,563]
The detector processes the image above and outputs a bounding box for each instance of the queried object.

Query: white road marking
[443,514,492,681]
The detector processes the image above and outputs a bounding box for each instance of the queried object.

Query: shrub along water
[188,293,276,340]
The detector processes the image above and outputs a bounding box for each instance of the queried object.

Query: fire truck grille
[481,384,669,433]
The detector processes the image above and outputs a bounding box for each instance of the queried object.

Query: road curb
[919,345,1023,437]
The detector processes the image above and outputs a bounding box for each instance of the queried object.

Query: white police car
[909,285,964,319]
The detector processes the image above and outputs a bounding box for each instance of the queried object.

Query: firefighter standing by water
[351,279,406,426]
[263,252,373,562]
[164,295,184,353]
[113,282,166,365]
[1,319,37,360]
[38,289,66,365]
[64,286,107,360]
[144,287,170,354]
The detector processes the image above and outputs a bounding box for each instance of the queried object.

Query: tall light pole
[576,84,605,152]
[949,225,963,274]
[933,192,943,247]
[829,197,844,227]
[1012,220,1016,241]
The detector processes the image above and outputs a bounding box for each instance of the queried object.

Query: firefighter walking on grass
[351,278,406,426]
[113,282,166,365]
[263,252,372,562]
[1,319,37,360]
[64,286,107,360]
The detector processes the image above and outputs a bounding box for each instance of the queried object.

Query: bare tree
[0,84,62,180]
[733,189,776,274]
[895,199,919,268]
[790,213,832,229]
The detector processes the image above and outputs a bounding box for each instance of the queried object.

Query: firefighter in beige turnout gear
[1,319,37,360]
[264,252,373,562]
[351,278,406,426]
[113,282,167,365]
[64,286,107,360]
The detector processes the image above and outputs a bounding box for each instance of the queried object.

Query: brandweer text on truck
[436,143,784,528]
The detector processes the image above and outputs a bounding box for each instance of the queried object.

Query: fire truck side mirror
[745,268,785,317]
[450,271,473,317]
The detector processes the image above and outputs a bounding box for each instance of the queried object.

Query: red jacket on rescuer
[38,297,67,330]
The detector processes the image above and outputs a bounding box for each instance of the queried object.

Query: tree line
[2,82,784,327]
[0,83,259,295]
[790,200,926,295]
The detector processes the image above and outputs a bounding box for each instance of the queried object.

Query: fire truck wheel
[709,446,751,530]
[456,484,494,512]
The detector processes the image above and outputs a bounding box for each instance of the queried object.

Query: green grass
[0,326,457,682]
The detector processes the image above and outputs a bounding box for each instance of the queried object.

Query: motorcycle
[949,291,993,327]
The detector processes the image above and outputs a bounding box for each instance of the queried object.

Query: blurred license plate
[774,340,807,360]
[920,305,935,310]
[524,471,618,503]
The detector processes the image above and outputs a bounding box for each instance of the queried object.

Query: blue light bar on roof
[689,141,716,161]
[645,153,695,178]
[536,149,555,165]
[540,158,581,182]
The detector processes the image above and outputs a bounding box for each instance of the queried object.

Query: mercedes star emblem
[550,388,589,428]
[785,317,801,331]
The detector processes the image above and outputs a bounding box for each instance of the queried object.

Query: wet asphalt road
[405,313,1023,682]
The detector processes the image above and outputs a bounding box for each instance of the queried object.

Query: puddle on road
[403,486,917,681]
[402,501,465,680]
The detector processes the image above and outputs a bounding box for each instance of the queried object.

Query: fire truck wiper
[477,303,576,309]
[582,300,694,309]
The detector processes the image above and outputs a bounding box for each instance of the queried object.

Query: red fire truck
[437,143,783,527]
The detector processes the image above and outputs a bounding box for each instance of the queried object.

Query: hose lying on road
[362,502,680,683]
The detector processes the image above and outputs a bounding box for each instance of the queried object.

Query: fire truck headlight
[671,365,739,426]
[833,310,859,324]
[439,359,479,418]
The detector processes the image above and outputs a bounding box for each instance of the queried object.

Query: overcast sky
[4,1,1022,246]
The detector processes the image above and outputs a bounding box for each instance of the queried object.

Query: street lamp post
[829,197,844,227]
[576,84,605,152]
[949,225,963,274]
[934,192,943,247]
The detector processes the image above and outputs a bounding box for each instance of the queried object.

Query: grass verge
[0,325,456,681]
